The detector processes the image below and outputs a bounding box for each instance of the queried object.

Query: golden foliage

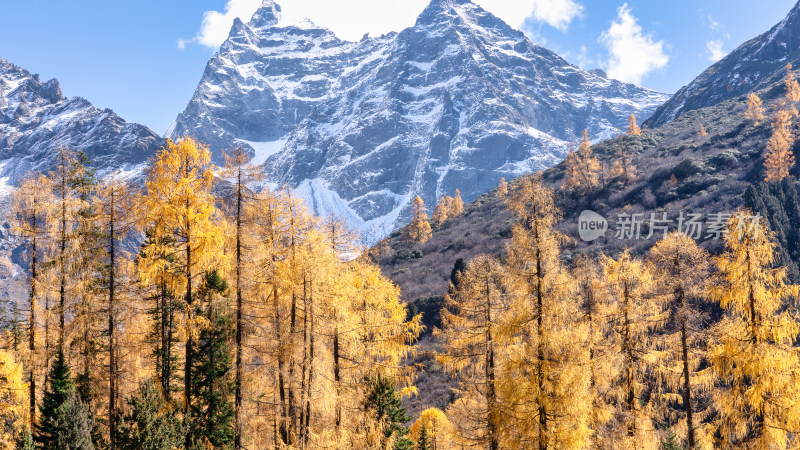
[764,107,796,182]
[0,346,29,448]
[627,113,641,135]
[602,251,661,449]
[786,63,800,103]
[410,408,453,449]
[745,93,765,126]
[437,254,512,449]
[647,233,715,449]
[501,175,592,448]
[572,255,617,448]
[563,130,601,190]
[450,189,464,217]
[708,211,800,449]
[497,177,508,197]
[404,196,432,244]
[431,195,452,227]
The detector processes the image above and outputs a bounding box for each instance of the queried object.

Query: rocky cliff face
[646,1,800,127]
[171,0,668,242]
[0,58,163,184]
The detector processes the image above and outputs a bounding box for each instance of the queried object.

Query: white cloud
[706,40,727,61]
[474,0,583,30]
[706,14,722,32]
[600,3,668,85]
[179,0,262,49]
[181,0,588,49]
[702,14,730,62]
[528,0,584,30]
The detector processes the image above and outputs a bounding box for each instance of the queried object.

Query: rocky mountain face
[0,57,164,301]
[171,0,668,243]
[0,58,163,184]
[646,1,800,127]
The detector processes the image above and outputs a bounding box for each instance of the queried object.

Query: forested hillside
[5,82,800,448]
[369,64,800,448]
[0,140,423,449]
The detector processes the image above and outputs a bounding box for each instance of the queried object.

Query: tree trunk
[623,284,636,439]
[184,191,194,449]
[59,178,67,351]
[234,167,244,449]
[28,218,37,427]
[680,320,695,449]
[299,276,309,445]
[333,323,341,432]
[534,217,547,450]
[108,190,118,449]
[485,276,499,450]
[305,285,315,445]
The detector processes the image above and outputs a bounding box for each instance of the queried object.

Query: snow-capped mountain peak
[170,0,669,243]
[0,57,162,185]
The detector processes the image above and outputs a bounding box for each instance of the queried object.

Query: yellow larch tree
[502,175,591,449]
[96,176,139,447]
[572,255,617,447]
[708,211,800,449]
[609,142,637,187]
[324,256,422,449]
[66,152,106,417]
[220,146,262,448]
[602,251,661,449]
[277,187,315,447]
[410,408,453,450]
[49,147,80,352]
[8,173,53,427]
[248,187,289,447]
[319,214,362,446]
[450,189,464,217]
[786,63,800,103]
[745,93,765,126]
[437,254,512,450]
[497,178,508,197]
[698,124,708,137]
[404,196,432,244]
[137,136,227,444]
[562,144,581,190]
[647,232,715,449]
[246,186,422,449]
[764,106,796,182]
[431,195,452,227]
[0,344,29,448]
[563,130,601,191]
[627,113,641,135]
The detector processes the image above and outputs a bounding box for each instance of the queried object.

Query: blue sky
[0,0,796,135]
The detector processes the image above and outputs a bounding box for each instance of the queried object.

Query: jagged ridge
[170,0,668,243]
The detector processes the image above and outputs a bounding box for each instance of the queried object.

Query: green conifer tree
[187,271,235,449]
[366,375,413,450]
[34,350,95,449]
[117,379,184,450]
[416,424,431,450]
[15,431,34,450]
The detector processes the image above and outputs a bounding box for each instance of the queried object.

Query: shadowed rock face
[171,0,668,243]
[646,1,800,127]
[0,57,163,184]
